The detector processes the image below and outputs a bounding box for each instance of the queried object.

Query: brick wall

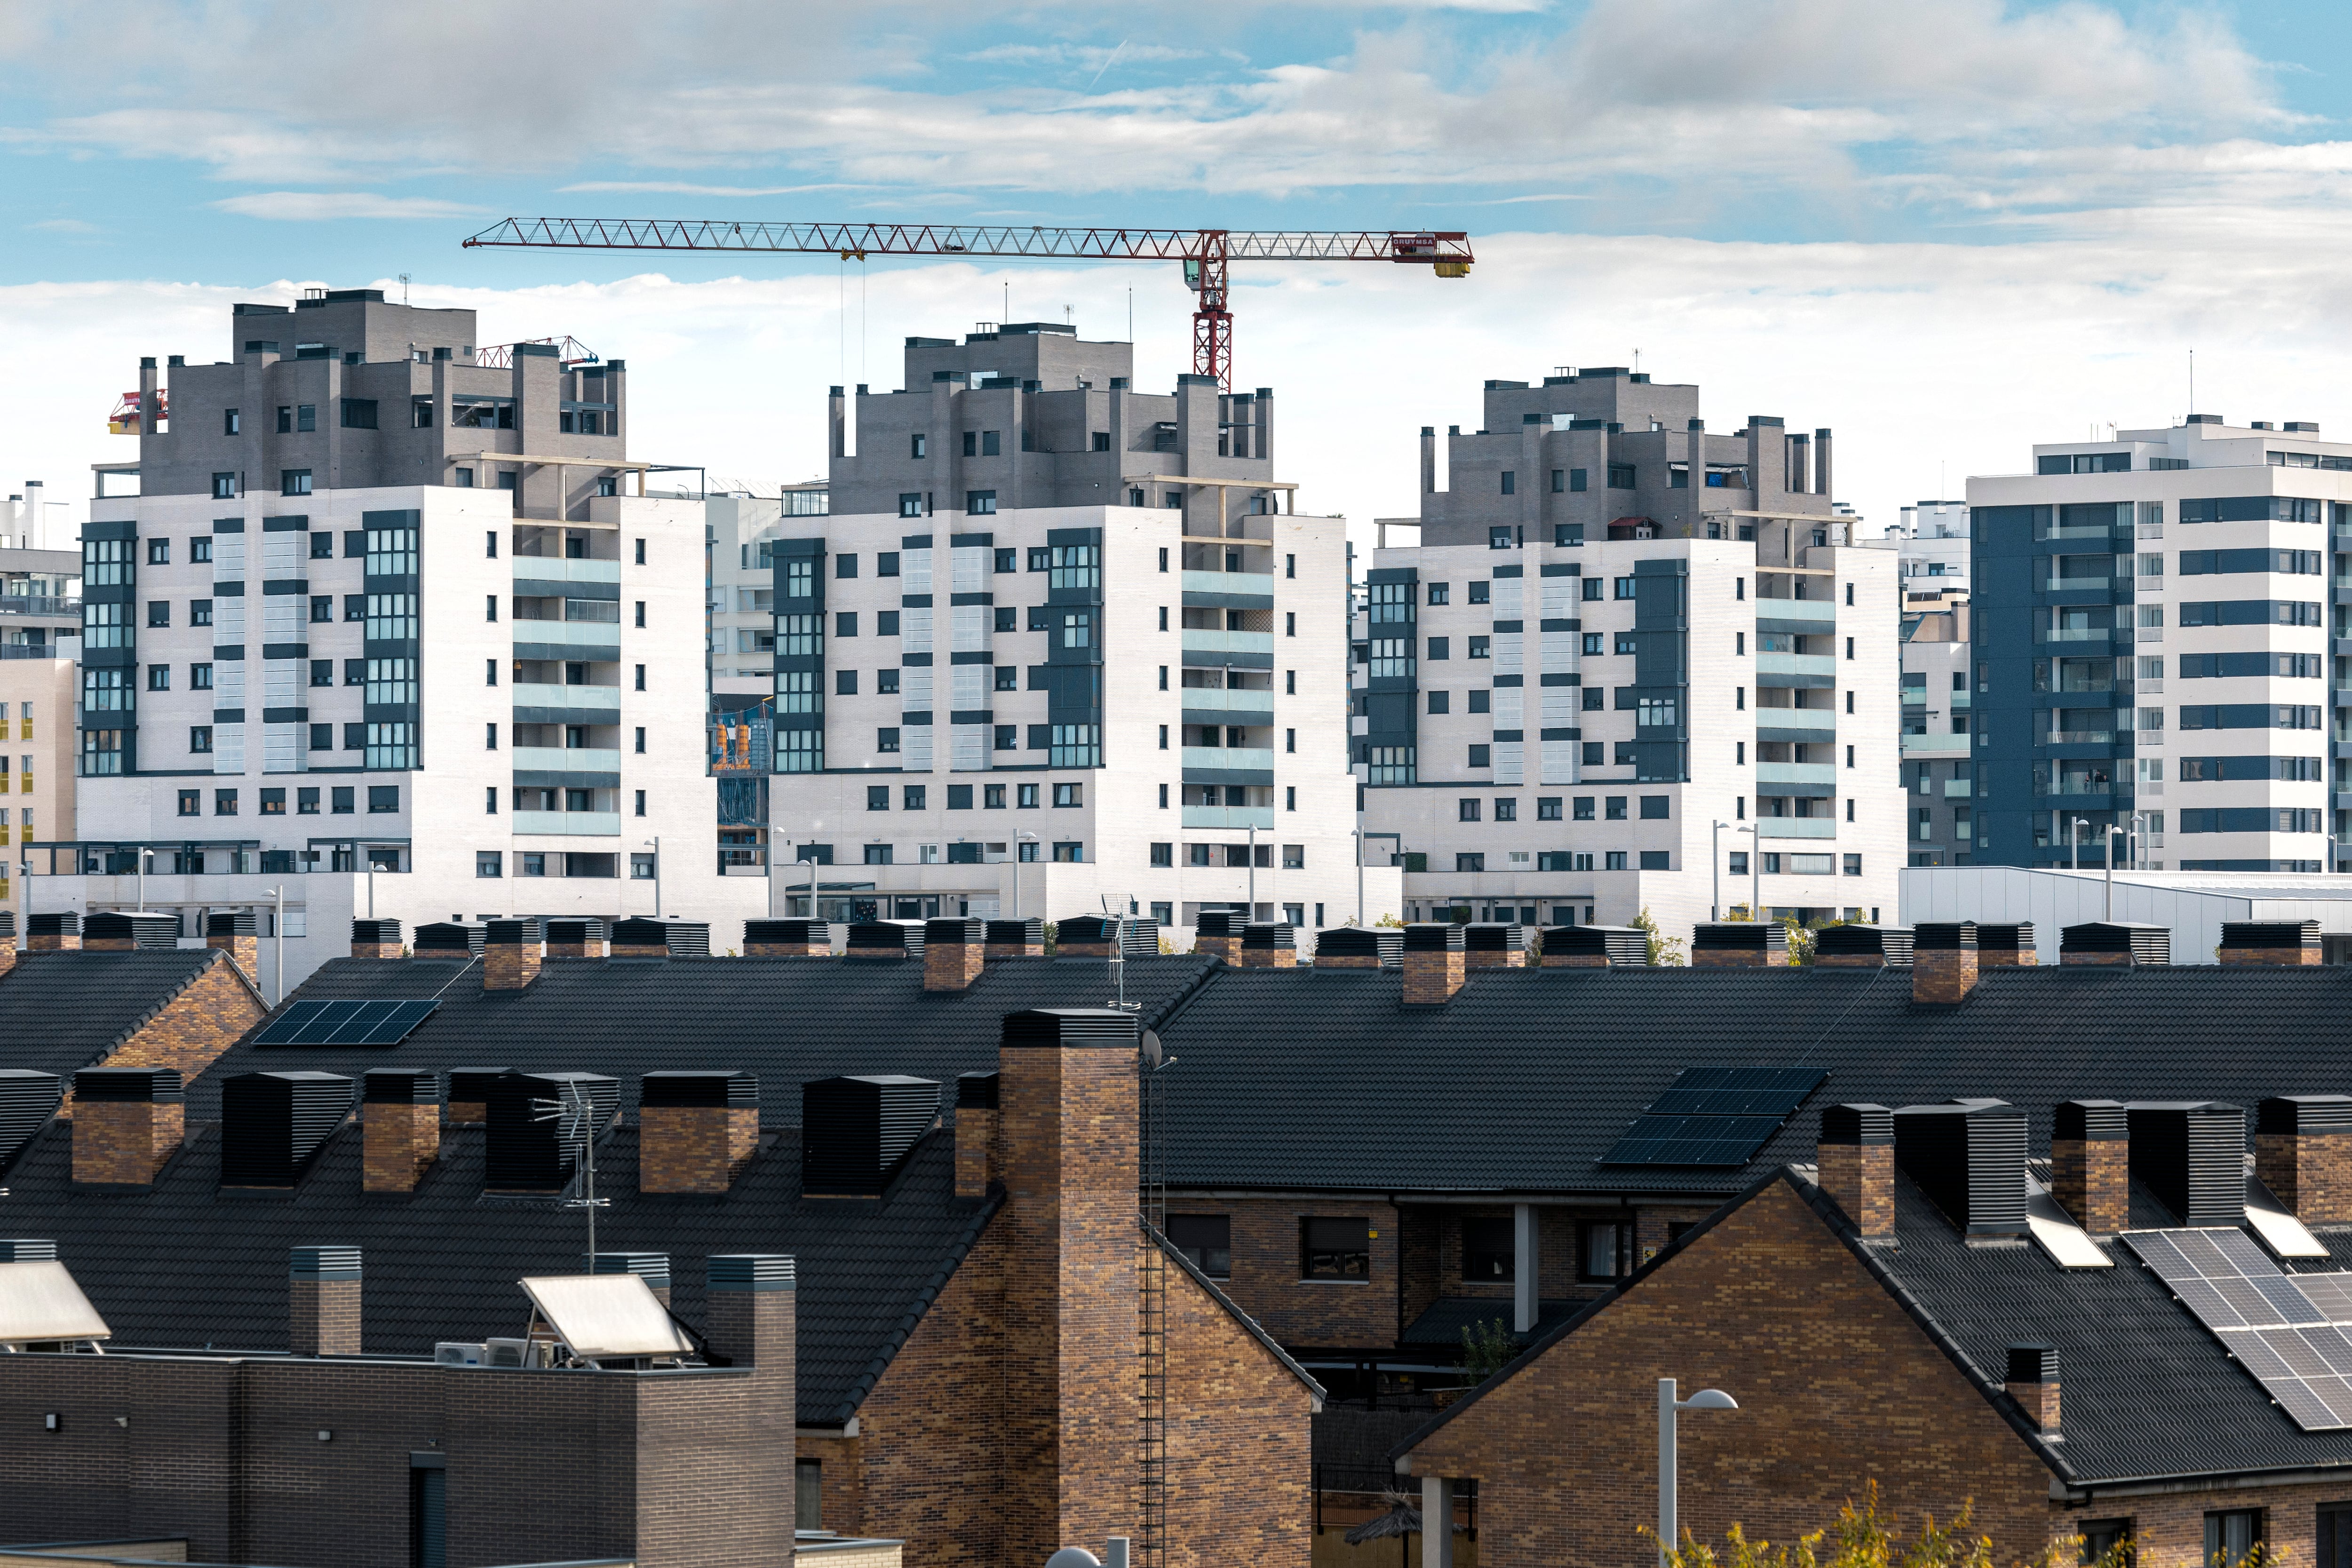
[1162,1253,1316,1568]
[1206,1197,1399,1350]
[1404,1179,2056,1564]
[639,1106,757,1194]
[2060,1478,2352,1568]
[87,955,267,1090]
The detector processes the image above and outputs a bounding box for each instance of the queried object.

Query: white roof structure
[0,1259,111,1345]
[517,1274,694,1361]
[1901,865,2352,965]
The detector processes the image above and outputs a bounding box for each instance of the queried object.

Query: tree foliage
[1640,1485,2150,1568]
[1630,906,1686,966]
[1459,1317,1517,1384]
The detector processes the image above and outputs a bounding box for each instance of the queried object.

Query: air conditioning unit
[434,1342,488,1367]
[485,1337,532,1368]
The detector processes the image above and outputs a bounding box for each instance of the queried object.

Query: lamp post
[643,836,661,917]
[2103,824,2126,919]
[1710,822,1729,920]
[1657,1378,1739,1568]
[1731,824,1758,921]
[266,885,284,1006]
[1013,831,1039,921]
[2070,817,2088,872]
[797,857,818,924]
[136,847,154,914]
[1247,823,1257,922]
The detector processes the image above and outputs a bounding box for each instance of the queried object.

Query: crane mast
[464,219,1473,390]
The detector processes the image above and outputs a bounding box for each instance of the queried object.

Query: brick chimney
[206,910,258,980]
[289,1245,361,1356]
[1692,922,1787,967]
[26,911,79,951]
[1192,911,1240,964]
[2220,920,2321,967]
[997,1009,1140,1560]
[924,918,986,989]
[1816,1104,1894,1240]
[1911,922,1979,1004]
[2257,1095,2352,1224]
[955,1070,1000,1198]
[84,911,176,952]
[592,1252,672,1307]
[444,1068,510,1126]
[1814,926,1915,969]
[1054,914,1120,959]
[1239,922,1296,968]
[0,910,16,978]
[1975,922,2035,967]
[1313,927,1398,968]
[2060,922,2169,966]
[350,918,404,960]
[845,921,922,962]
[745,918,830,957]
[985,918,1043,959]
[2005,1344,2058,1435]
[412,923,484,960]
[612,917,709,958]
[1402,923,1465,1004]
[484,916,541,990]
[72,1067,183,1185]
[362,1067,440,1193]
[544,917,608,959]
[2051,1099,2128,1234]
[1538,924,1649,968]
[639,1070,758,1194]
[1462,922,1525,969]
[702,1253,795,1541]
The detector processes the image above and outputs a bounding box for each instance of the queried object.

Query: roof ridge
[1144,1218,1326,1403]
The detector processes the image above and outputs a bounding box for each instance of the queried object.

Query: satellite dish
[1141,1029,1163,1068]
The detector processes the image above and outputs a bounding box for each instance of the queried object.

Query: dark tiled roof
[1396,1162,2352,1487]
[187,953,1218,1117]
[0,949,245,1077]
[1155,964,2352,1194]
[0,1116,993,1427]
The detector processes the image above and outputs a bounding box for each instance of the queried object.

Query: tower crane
[462,220,1474,390]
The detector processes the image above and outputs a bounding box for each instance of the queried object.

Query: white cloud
[211,192,487,221]
[556,182,878,198]
[27,217,96,233]
[11,220,2352,552]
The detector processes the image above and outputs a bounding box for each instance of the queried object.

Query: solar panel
[251,998,439,1047]
[1601,1067,1826,1167]
[2124,1229,2352,1430]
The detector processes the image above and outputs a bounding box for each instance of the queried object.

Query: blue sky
[5,0,2352,536]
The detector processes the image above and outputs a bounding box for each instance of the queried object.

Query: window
[1582,577,1603,602]
[1302,1217,1370,1280]
[1605,796,1628,820]
[634,600,646,628]
[1459,798,1482,822]
[966,490,998,516]
[1844,853,1863,876]
[281,469,313,496]
[1282,843,1304,868]
[477,851,503,878]
[903,784,927,811]
[1427,637,1449,661]
[339,398,377,429]
[1018,783,1040,808]
[1149,841,1174,868]
[215,788,238,815]
[2079,1521,2132,1565]
[863,844,894,865]
[1500,470,1516,496]
[177,789,199,816]
[1462,1217,1515,1281]
[191,662,214,690]
[1580,1220,1623,1280]
[1169,1215,1232,1278]
[866,785,890,811]
[2205,1512,2262,1568]
[190,725,214,753]
[1052,782,1083,808]
[1613,576,1637,600]
[1468,744,1490,769]
[1455,852,1486,872]
[147,664,169,691]
[368,786,399,813]
[1428,583,1449,605]
[1489,526,1514,550]
[635,664,647,691]
[1550,469,1565,493]
[1607,464,1636,489]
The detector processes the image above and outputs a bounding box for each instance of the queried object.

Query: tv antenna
[532,1082,611,1258]
[1101,893,1143,1013]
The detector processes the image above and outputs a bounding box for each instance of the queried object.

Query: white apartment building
[1887,499,1971,590]
[41,289,761,988]
[1973,414,2352,873]
[1355,365,1902,936]
[761,325,1398,933]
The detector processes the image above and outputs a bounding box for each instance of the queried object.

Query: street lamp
[2103,824,2125,919]
[796,856,818,924]
[1730,824,1758,922]
[265,885,284,1006]
[135,847,155,915]
[643,836,661,918]
[1710,822,1729,921]
[1013,831,1040,922]
[1657,1378,1739,1568]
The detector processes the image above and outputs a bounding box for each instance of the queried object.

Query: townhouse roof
[1151,963,2352,1195]
[185,952,1219,1118]
[0,949,252,1077]
[0,1115,992,1428]
[1395,1161,2352,1488]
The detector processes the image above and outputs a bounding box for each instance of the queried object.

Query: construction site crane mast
[463,220,1474,390]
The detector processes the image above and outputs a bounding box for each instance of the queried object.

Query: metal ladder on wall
[1116,902,1167,1568]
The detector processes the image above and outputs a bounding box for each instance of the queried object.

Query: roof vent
[2286,421,2321,434]
[1462,922,1524,969]
[2128,1101,2245,1226]
[612,917,708,958]
[1313,926,1403,969]
[0,1240,56,1262]
[845,921,924,961]
[801,1075,941,1196]
[745,918,830,957]
[445,1067,512,1124]
[544,917,609,957]
[1692,922,1788,967]
[1538,924,1649,968]
[591,1252,672,1300]
[413,922,486,957]
[2060,922,2168,966]
[2186,413,2222,424]
[1892,1100,2028,1235]
[1002,1008,1142,1051]
[1239,923,1296,969]
[350,918,404,959]
[1812,925,1915,968]
[2219,921,2319,967]
[81,911,178,951]
[0,1071,63,1169]
[220,1071,355,1187]
[1057,915,1157,956]
[484,1072,619,1191]
[26,911,79,951]
[984,917,1044,957]
[1974,922,2035,967]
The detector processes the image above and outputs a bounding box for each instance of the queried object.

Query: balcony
[1182,629,1274,660]
[1757,819,1837,839]
[1182,805,1274,829]
[512,557,621,589]
[513,683,621,714]
[1755,708,1835,735]
[1757,652,1836,681]
[1183,746,1274,775]
[2038,627,2123,644]
[512,746,622,773]
[0,596,77,618]
[1181,569,1273,604]
[1755,596,1836,631]
[2047,729,2115,745]
[510,620,623,657]
[512,810,621,836]
[1178,686,1275,720]
[1944,779,1973,797]
[1902,732,1972,756]
[1757,762,1836,788]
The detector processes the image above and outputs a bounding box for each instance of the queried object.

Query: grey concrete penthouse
[1412,367,1838,546]
[826,322,1286,525]
[123,287,637,517]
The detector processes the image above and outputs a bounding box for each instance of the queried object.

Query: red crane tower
[462,220,1474,390]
